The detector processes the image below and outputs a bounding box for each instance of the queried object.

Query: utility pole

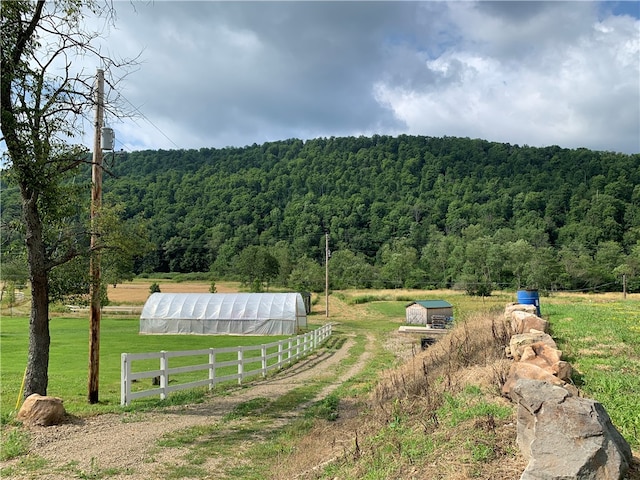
[88,68,104,404]
[325,232,329,318]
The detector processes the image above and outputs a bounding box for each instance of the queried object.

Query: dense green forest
[2,135,640,295]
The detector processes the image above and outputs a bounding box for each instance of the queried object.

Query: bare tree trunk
[23,193,50,398]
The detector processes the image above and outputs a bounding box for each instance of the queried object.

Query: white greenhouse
[139,292,308,336]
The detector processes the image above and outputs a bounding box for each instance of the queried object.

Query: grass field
[0,315,295,416]
[546,301,640,448]
[1,282,638,451]
[1,283,639,480]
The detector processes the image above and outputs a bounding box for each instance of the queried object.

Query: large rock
[17,394,66,426]
[512,379,632,480]
[519,342,571,379]
[520,342,562,366]
[502,361,566,399]
[505,303,539,318]
[510,310,549,334]
[509,331,557,361]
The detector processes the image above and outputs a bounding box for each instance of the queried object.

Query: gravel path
[2,332,373,480]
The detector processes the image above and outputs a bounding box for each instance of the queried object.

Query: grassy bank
[288,293,639,479]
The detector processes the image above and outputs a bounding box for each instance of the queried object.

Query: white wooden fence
[121,324,332,405]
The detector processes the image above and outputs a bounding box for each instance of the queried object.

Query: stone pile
[502,303,632,480]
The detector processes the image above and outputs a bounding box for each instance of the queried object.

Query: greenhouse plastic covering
[139,292,307,335]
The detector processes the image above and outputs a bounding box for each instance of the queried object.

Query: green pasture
[0,316,290,416]
[546,300,640,448]
[1,291,639,451]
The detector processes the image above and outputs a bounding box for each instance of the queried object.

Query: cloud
[75,1,640,153]
[375,2,640,153]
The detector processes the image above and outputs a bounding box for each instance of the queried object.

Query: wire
[118,94,182,150]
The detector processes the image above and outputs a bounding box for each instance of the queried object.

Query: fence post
[261,345,267,377]
[121,353,129,406]
[160,351,168,400]
[287,339,292,364]
[237,349,244,385]
[296,337,301,360]
[277,341,283,369]
[209,348,216,390]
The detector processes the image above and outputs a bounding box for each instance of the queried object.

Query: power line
[118,94,182,150]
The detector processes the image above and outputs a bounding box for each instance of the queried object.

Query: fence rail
[121,324,332,405]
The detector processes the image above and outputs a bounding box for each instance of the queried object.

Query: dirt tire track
[2,332,375,479]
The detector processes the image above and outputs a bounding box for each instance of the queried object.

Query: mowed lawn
[0,315,290,416]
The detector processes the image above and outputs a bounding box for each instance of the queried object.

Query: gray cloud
[88,1,638,153]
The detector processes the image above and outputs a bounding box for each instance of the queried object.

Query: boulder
[17,394,66,426]
[529,342,562,365]
[519,342,563,368]
[502,362,565,399]
[509,331,557,361]
[512,379,632,480]
[551,360,573,382]
[505,303,538,318]
[510,310,549,334]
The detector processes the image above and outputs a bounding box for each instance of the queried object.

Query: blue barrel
[517,289,540,316]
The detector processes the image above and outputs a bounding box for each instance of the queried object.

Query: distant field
[106,280,241,304]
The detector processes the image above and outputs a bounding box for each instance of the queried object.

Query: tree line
[3,134,640,296]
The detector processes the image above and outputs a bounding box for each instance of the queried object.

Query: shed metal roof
[407,300,452,309]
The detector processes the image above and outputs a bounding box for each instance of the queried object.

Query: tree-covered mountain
[4,135,640,294]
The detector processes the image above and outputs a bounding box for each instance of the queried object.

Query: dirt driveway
[3,330,375,480]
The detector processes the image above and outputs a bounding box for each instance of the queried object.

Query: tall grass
[324,310,525,480]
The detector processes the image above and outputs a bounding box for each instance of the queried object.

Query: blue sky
[6,1,640,155]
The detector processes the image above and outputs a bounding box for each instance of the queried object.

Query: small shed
[140,292,307,335]
[405,300,453,327]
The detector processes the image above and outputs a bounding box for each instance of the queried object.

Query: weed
[0,410,18,426]
[60,457,132,479]
[264,384,322,415]
[0,455,48,478]
[0,427,30,460]
[307,393,340,421]
[223,397,270,420]
[163,463,208,479]
[467,438,496,462]
[157,425,217,448]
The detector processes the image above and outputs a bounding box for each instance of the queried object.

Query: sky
[59,1,640,154]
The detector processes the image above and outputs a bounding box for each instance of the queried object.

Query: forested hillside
[3,135,640,294]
